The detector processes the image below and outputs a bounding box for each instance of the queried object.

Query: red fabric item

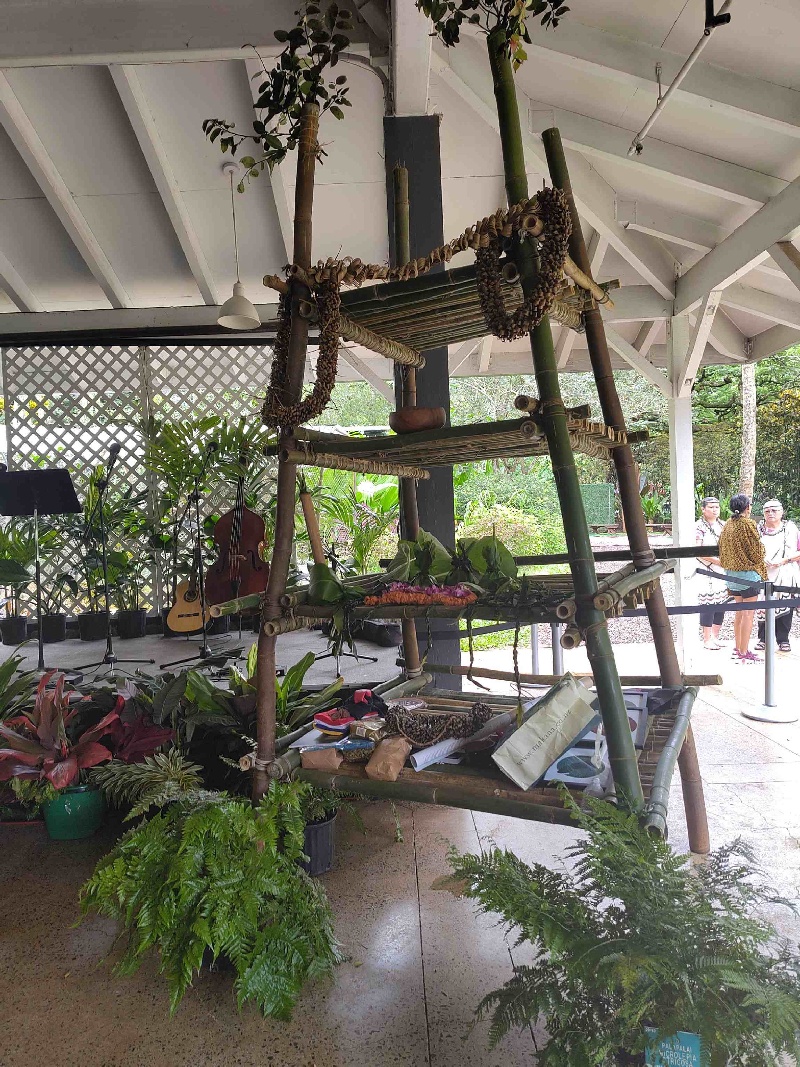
[353,689,371,704]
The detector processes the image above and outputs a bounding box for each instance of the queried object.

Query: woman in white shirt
[756,499,800,652]
[694,496,728,650]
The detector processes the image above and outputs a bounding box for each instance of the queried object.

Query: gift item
[301,747,343,772]
[385,701,496,748]
[338,689,389,720]
[492,673,597,790]
[334,737,376,763]
[314,708,355,737]
[350,717,389,741]
[388,697,427,713]
[365,737,412,781]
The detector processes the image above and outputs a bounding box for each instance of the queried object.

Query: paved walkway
[2,629,800,1065]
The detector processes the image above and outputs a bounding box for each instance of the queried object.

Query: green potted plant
[299,786,340,877]
[440,792,800,1065]
[39,570,79,643]
[110,549,148,639]
[0,672,117,838]
[81,768,342,1017]
[0,518,39,644]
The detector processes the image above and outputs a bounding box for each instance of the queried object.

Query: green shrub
[457,502,565,558]
[80,780,342,1018]
[444,794,800,1065]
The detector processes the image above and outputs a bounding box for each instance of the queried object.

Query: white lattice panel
[2,343,276,616]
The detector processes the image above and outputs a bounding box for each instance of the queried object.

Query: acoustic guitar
[166,549,212,634]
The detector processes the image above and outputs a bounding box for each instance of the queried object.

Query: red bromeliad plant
[0,673,173,789]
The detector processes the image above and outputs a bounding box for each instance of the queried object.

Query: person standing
[756,499,800,653]
[694,496,728,650]
[718,494,766,664]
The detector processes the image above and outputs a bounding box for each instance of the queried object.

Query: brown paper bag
[301,748,343,772]
[365,737,412,782]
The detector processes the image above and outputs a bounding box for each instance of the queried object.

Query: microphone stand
[76,449,155,678]
[160,446,243,670]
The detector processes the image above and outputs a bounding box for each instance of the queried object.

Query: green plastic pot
[42,785,106,840]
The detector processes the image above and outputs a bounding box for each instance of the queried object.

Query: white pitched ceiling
[0,0,799,378]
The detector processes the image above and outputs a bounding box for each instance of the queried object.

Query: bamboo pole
[643,688,697,837]
[592,561,672,611]
[253,102,319,804]
[296,766,579,824]
[486,28,642,807]
[423,662,722,687]
[541,127,708,852]
[282,447,431,480]
[392,164,423,679]
[210,592,263,618]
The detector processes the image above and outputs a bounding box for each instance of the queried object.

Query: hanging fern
[444,792,800,1065]
[80,780,342,1017]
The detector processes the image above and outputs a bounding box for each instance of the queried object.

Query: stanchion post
[531,623,540,674]
[764,581,776,709]
[551,622,564,675]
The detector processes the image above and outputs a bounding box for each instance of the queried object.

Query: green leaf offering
[467,534,517,592]
[307,562,347,605]
[412,530,451,585]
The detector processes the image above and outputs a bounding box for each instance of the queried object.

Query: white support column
[667,315,700,670]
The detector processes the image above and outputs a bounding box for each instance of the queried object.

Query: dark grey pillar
[384,115,460,688]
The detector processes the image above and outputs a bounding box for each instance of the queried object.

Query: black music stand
[0,469,81,677]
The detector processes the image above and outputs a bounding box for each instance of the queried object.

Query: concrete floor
[2,629,800,1066]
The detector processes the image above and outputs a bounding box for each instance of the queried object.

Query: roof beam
[243,58,294,263]
[720,283,800,330]
[0,301,279,341]
[601,285,672,323]
[769,241,800,296]
[751,325,800,361]
[605,326,671,394]
[391,0,431,115]
[477,335,492,374]
[0,72,131,309]
[528,104,783,209]
[431,45,676,299]
[633,320,661,359]
[675,176,800,315]
[0,249,44,312]
[109,64,219,306]
[448,338,479,374]
[338,348,394,402]
[705,308,746,362]
[676,291,723,397]
[524,20,800,142]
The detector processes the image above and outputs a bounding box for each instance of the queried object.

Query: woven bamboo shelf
[338,261,591,350]
[294,688,693,825]
[272,415,634,469]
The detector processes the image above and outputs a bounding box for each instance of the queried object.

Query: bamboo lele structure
[244,24,709,846]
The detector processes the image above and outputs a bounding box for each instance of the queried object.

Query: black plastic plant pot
[116,608,147,640]
[77,611,110,642]
[40,613,67,644]
[0,616,28,645]
[301,811,337,877]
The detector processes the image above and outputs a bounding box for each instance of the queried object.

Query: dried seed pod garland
[262,278,342,430]
[475,187,571,342]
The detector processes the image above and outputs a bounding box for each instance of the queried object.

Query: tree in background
[739,362,757,498]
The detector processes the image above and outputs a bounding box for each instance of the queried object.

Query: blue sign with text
[645,1028,702,1067]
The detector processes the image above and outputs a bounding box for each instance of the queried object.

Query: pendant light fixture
[217,162,261,330]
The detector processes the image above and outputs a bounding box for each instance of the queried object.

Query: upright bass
[204,450,269,609]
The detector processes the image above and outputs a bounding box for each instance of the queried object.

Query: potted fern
[441,793,800,1065]
[83,758,342,1017]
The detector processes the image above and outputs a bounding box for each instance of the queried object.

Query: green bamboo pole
[253,102,319,804]
[486,27,643,806]
[541,127,708,851]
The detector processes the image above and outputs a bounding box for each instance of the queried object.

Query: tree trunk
[739,362,756,498]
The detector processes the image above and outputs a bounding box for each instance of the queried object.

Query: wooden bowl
[388,406,447,434]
